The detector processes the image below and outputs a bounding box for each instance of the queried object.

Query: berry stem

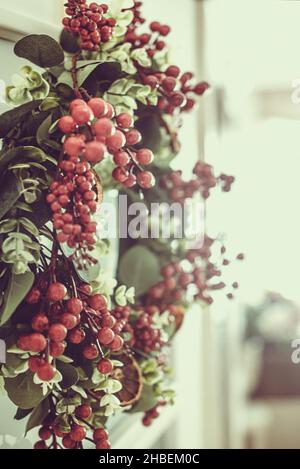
[71,52,83,99]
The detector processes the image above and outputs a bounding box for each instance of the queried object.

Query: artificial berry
[70,425,86,442]
[66,298,83,315]
[97,359,113,374]
[88,294,107,311]
[47,283,67,302]
[75,405,92,420]
[49,324,68,342]
[31,313,49,332]
[37,363,56,382]
[97,327,115,345]
[83,343,99,360]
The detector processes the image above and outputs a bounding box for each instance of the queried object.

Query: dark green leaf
[56,362,79,388]
[36,115,53,147]
[5,371,46,409]
[60,29,80,54]
[14,407,33,421]
[25,398,50,434]
[0,172,22,221]
[135,113,162,154]
[0,271,34,327]
[14,35,64,68]
[118,245,161,296]
[0,146,47,175]
[23,195,52,229]
[0,100,42,138]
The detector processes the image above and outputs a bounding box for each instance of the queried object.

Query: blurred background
[1,0,300,449]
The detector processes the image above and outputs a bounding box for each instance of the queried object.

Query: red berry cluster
[126,18,171,56]
[62,1,115,51]
[50,98,156,255]
[130,307,167,354]
[34,415,111,450]
[142,402,166,427]
[160,161,234,203]
[148,262,193,304]
[19,279,125,382]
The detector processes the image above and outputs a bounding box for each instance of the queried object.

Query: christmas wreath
[0,0,242,450]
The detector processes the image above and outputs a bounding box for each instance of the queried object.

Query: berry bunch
[62,1,115,51]
[50,98,155,255]
[131,307,167,354]
[160,161,234,203]
[34,416,111,450]
[18,279,125,382]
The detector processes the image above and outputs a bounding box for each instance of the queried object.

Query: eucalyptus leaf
[14,35,64,68]
[118,245,161,296]
[25,398,50,434]
[60,29,80,54]
[0,271,34,327]
[5,371,46,409]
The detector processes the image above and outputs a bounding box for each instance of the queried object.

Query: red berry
[69,328,86,344]
[64,136,84,157]
[28,333,47,353]
[47,283,67,302]
[166,65,180,78]
[169,91,186,107]
[93,428,109,442]
[97,359,113,374]
[60,312,78,330]
[97,327,115,345]
[49,323,68,342]
[31,313,49,332]
[37,363,56,382]
[194,81,210,96]
[112,167,129,183]
[162,77,177,92]
[93,118,114,137]
[96,439,111,449]
[137,171,155,189]
[88,98,107,118]
[144,75,159,89]
[34,441,48,450]
[62,435,76,449]
[28,356,45,373]
[109,335,124,352]
[50,341,66,357]
[125,129,141,146]
[83,343,99,360]
[72,105,92,125]
[136,149,154,165]
[75,405,92,420]
[160,25,171,36]
[67,298,83,315]
[70,99,86,111]
[26,288,41,304]
[39,427,52,441]
[85,141,106,163]
[88,294,107,311]
[70,425,86,442]
[116,113,134,130]
[150,21,161,32]
[59,116,76,134]
[105,103,115,119]
[106,130,126,152]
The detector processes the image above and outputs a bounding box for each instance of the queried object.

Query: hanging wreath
[0,0,243,450]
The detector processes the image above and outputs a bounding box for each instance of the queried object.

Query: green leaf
[14,407,33,421]
[4,371,45,409]
[135,114,162,154]
[0,146,47,175]
[0,100,42,138]
[0,173,22,221]
[56,362,79,389]
[14,35,64,68]
[0,271,34,326]
[60,29,80,54]
[118,245,161,296]
[25,398,50,434]
[19,217,39,237]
